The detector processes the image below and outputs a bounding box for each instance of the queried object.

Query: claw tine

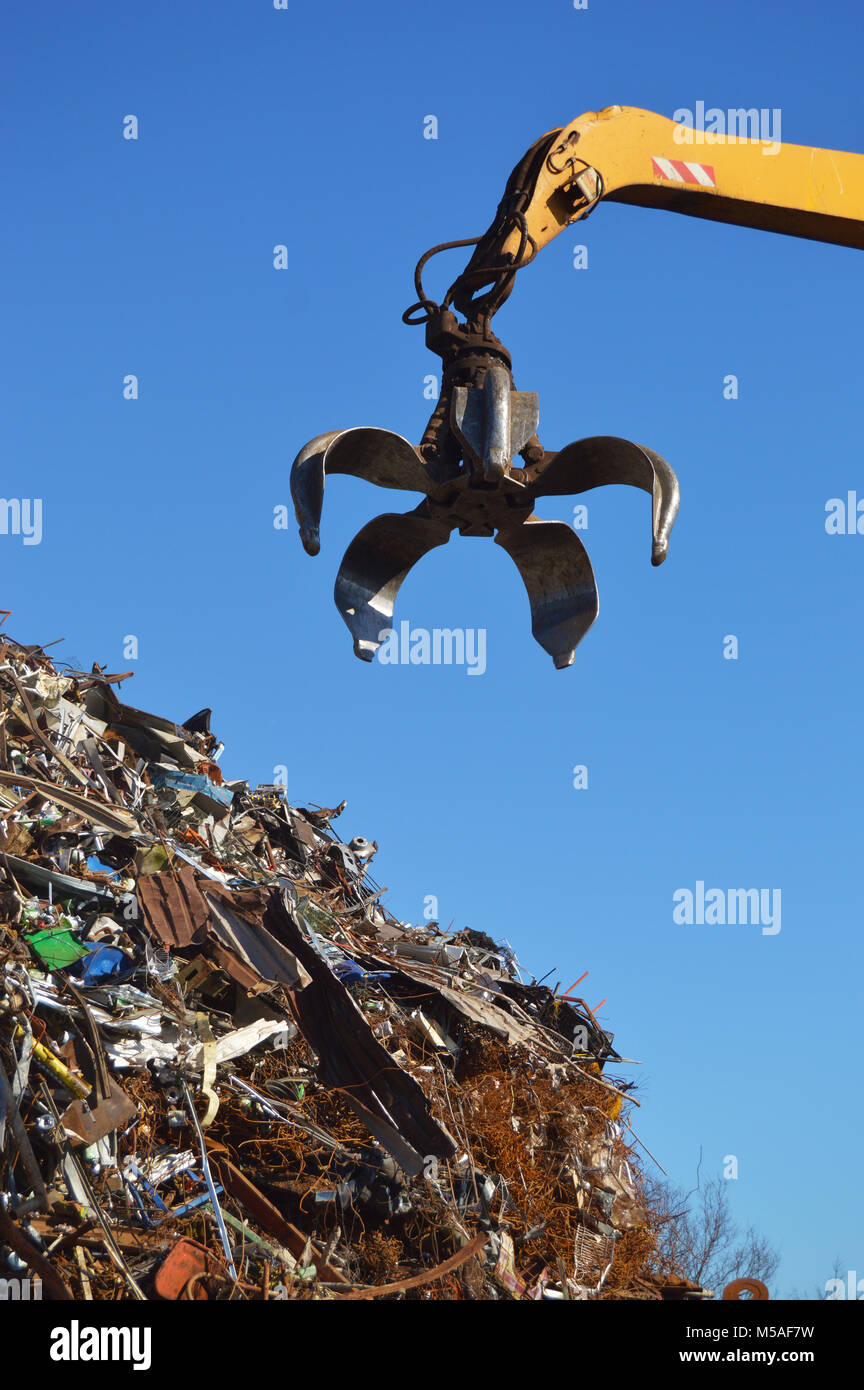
[290,428,436,556]
[495,518,599,668]
[638,445,679,565]
[291,431,342,555]
[528,435,680,563]
[334,507,452,661]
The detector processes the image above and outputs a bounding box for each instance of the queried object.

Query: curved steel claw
[529,435,680,565]
[291,428,436,556]
[495,518,598,668]
[334,504,453,661]
[291,396,679,667]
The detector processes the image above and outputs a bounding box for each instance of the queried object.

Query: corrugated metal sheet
[137,865,211,948]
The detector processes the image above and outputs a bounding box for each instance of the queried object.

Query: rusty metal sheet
[204,891,311,990]
[137,864,211,949]
[206,940,265,992]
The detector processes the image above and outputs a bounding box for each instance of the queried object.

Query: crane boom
[293,105,864,669]
[453,106,864,318]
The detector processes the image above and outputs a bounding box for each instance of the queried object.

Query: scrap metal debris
[0,633,704,1301]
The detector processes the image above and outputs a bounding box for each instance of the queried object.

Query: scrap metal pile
[0,635,701,1301]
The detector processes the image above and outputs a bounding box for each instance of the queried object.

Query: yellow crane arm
[452,105,864,317]
[299,107,864,669]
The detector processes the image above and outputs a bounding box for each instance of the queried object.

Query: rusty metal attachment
[291,205,680,668]
[722,1277,770,1300]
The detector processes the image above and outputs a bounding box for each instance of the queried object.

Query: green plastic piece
[25,926,89,969]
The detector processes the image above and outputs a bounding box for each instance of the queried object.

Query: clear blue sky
[3,0,862,1298]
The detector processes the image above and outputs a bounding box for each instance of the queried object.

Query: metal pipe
[182,1081,237,1281]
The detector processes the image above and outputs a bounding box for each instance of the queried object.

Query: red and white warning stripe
[651,156,716,187]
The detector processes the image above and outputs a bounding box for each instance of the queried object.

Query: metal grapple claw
[495,518,599,669]
[290,362,680,668]
[291,428,436,556]
[334,505,452,661]
[529,435,679,567]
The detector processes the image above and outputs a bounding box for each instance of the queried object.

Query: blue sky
[3,0,862,1297]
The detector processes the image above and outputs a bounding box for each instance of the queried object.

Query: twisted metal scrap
[291,371,679,669]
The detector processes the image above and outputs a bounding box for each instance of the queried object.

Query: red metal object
[154,1238,227,1300]
[723,1277,770,1300]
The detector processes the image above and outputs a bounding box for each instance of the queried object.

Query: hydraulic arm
[291,107,864,668]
